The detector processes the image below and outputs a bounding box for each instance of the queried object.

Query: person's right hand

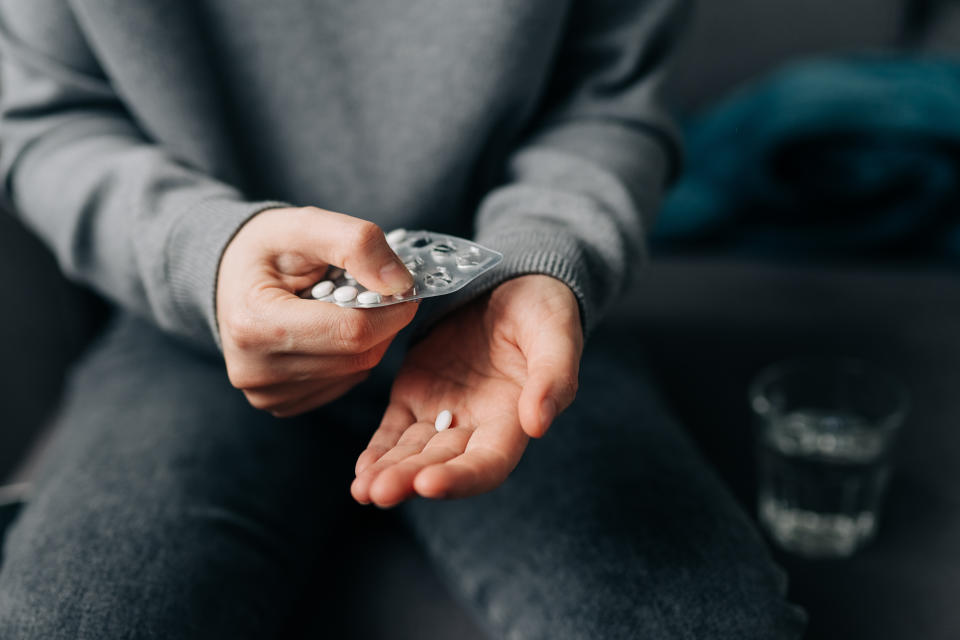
[216,206,418,417]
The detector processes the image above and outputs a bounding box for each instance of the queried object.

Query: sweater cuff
[165,197,289,350]
[414,219,599,337]
[476,223,595,331]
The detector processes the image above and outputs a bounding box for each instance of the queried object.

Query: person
[0,1,806,638]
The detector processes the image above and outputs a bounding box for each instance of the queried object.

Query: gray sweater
[0,0,684,349]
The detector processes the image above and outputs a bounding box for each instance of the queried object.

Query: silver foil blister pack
[308,229,502,308]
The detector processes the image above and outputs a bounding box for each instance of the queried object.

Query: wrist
[489,275,582,326]
[190,199,289,350]
[472,223,593,331]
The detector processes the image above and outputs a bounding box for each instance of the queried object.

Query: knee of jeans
[464,556,809,640]
[0,491,299,640]
[684,562,808,640]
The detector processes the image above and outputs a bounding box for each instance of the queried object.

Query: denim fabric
[404,349,808,640]
[0,315,806,639]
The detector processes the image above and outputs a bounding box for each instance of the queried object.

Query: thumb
[518,332,581,438]
[274,207,414,295]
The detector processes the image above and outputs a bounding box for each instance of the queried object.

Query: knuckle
[223,313,263,351]
[297,205,326,222]
[350,347,384,373]
[559,373,579,407]
[243,390,275,411]
[336,315,375,351]
[225,360,274,391]
[225,362,252,389]
[348,220,384,253]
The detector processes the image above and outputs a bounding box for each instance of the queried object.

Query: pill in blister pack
[308,229,502,308]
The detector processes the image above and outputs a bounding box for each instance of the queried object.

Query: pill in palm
[333,285,358,302]
[311,280,335,299]
[357,290,381,305]
[435,409,453,432]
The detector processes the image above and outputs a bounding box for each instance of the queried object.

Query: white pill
[344,271,357,282]
[435,409,453,432]
[310,280,335,299]
[333,285,358,302]
[386,228,407,247]
[357,290,381,305]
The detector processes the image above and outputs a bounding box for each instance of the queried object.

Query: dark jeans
[0,314,806,639]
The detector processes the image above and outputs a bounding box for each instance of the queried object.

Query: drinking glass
[749,357,909,558]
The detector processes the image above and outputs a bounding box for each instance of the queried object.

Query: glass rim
[748,356,911,430]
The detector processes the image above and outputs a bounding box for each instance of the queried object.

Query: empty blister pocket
[307,229,502,308]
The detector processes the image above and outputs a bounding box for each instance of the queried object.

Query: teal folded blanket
[653,55,960,262]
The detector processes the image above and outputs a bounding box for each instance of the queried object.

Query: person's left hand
[351,274,583,507]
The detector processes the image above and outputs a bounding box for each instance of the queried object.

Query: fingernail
[380,261,414,294]
[540,397,557,430]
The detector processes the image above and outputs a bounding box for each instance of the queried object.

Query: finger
[226,330,400,389]
[414,416,530,499]
[351,422,437,504]
[244,370,368,412]
[367,429,473,507]
[258,290,419,355]
[413,446,524,499]
[268,373,368,418]
[517,330,582,438]
[248,335,396,387]
[355,403,417,475]
[242,378,320,410]
[271,208,414,295]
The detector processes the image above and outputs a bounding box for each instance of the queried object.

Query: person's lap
[403,342,807,639]
[0,313,366,638]
[0,313,806,639]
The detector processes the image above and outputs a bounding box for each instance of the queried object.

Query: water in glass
[757,408,892,558]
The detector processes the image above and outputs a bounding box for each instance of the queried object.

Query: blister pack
[307,229,502,308]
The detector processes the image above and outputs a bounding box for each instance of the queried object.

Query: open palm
[351,275,583,507]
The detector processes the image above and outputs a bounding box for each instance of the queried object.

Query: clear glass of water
[749,358,909,558]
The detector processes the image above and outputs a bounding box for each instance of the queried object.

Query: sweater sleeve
[0,5,283,351]
[467,0,689,333]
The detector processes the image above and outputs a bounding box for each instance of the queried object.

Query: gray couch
[4,1,957,638]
